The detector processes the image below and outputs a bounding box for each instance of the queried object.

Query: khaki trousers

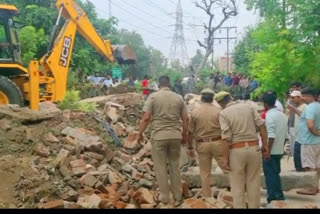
[151,139,182,203]
[230,145,261,208]
[197,140,230,197]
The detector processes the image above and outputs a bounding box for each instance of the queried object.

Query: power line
[118,0,173,26]
[144,0,175,18]
[111,0,173,35]
[93,5,169,40]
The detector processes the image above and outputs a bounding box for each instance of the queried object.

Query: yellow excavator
[0,0,137,110]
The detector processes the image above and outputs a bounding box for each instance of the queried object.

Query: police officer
[215,91,268,208]
[188,88,230,198]
[137,76,188,207]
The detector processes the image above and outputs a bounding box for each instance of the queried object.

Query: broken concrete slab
[80,93,144,107]
[182,167,319,191]
[0,104,59,123]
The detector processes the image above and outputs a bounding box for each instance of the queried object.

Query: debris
[80,173,98,187]
[133,188,155,205]
[34,144,50,157]
[123,132,142,151]
[182,198,211,208]
[44,133,60,144]
[40,200,64,209]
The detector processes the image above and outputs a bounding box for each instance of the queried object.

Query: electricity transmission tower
[169,0,189,67]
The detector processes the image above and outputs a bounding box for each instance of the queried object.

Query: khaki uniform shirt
[219,101,264,144]
[189,103,221,141]
[143,87,187,141]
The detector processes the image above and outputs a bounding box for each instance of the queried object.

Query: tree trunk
[195,50,211,78]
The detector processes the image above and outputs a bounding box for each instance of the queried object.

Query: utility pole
[212,27,237,73]
[212,32,214,69]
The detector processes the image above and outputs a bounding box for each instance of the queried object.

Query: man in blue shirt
[249,78,259,92]
[296,87,320,195]
[224,73,233,86]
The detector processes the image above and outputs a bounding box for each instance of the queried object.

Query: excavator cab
[0,5,23,68]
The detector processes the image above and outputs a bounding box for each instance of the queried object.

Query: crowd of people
[87,72,121,96]
[180,72,259,100]
[137,75,320,208]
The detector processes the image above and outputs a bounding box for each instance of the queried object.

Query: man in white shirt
[262,92,288,204]
[102,74,113,95]
[287,90,307,171]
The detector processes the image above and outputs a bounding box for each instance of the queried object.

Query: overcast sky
[89,0,260,61]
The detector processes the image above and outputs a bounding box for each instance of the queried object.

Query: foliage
[58,90,97,113]
[234,0,320,99]
[18,26,48,63]
[157,68,182,85]
[116,29,151,79]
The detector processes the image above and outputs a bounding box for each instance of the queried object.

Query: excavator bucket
[112,45,137,65]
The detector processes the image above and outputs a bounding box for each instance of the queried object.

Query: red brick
[70,159,86,168]
[62,136,78,146]
[140,204,154,209]
[106,185,116,195]
[87,194,102,208]
[133,188,154,205]
[72,166,87,177]
[41,200,64,209]
[113,201,128,209]
[182,198,210,209]
[44,132,60,143]
[34,144,50,157]
[84,152,105,161]
[182,181,192,198]
[99,200,113,209]
[268,201,289,208]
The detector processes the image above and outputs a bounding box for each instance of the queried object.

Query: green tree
[116,29,152,79]
[234,0,320,98]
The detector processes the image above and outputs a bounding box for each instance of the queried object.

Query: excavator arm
[26,0,136,110]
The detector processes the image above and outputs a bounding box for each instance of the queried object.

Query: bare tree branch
[194,0,238,76]
[197,40,208,49]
